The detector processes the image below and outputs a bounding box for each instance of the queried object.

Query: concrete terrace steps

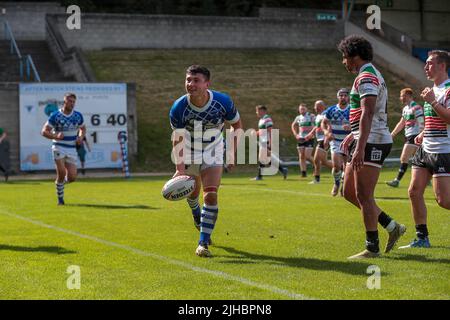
[0,40,74,82]
[17,40,75,82]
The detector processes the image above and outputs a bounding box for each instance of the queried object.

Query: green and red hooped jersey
[349,63,392,144]
[314,113,326,141]
[258,114,273,143]
[294,112,315,139]
[423,79,450,153]
[402,101,424,137]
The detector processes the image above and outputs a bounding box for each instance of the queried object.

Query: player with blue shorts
[170,65,243,257]
[41,93,86,205]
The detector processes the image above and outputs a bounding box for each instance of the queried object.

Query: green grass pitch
[0,169,448,300]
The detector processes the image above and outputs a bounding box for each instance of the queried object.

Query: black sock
[257,164,262,178]
[365,231,380,253]
[301,171,307,177]
[415,224,428,240]
[378,211,393,229]
[396,163,408,181]
[315,175,320,182]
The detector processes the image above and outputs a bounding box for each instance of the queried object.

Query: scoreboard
[19,83,128,171]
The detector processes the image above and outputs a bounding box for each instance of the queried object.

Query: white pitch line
[0,208,314,300]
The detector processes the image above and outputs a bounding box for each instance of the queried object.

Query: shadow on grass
[1,181,42,185]
[66,203,159,210]
[0,244,77,255]
[388,253,450,264]
[215,246,385,276]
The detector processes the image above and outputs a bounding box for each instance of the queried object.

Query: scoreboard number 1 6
[89,113,127,144]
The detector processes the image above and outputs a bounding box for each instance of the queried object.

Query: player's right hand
[55,132,64,140]
[340,133,354,155]
[173,170,184,178]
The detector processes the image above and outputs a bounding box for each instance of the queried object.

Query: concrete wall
[49,13,344,50]
[345,21,429,89]
[0,2,64,40]
[259,7,342,19]
[0,83,137,173]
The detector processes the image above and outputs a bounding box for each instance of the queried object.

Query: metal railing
[3,20,41,82]
[3,20,23,78]
[25,54,41,82]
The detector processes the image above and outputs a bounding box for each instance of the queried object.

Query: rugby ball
[162,175,196,201]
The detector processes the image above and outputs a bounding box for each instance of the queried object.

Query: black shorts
[316,140,329,151]
[411,146,450,177]
[297,139,314,149]
[405,134,419,145]
[347,140,392,168]
[76,146,86,162]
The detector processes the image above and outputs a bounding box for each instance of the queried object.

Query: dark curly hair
[337,35,373,62]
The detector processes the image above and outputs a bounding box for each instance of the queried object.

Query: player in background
[386,88,424,187]
[76,135,91,175]
[322,88,351,196]
[337,35,406,259]
[291,104,315,178]
[170,65,243,257]
[399,50,450,249]
[41,93,86,205]
[252,105,288,180]
[305,100,332,184]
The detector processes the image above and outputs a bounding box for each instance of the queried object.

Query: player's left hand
[421,87,436,104]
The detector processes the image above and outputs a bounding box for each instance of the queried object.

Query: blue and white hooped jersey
[46,109,84,149]
[169,90,240,152]
[324,104,351,142]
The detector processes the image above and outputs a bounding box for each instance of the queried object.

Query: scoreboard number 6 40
[89,113,127,143]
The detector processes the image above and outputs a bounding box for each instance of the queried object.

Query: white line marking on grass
[0,208,314,300]
[226,186,439,206]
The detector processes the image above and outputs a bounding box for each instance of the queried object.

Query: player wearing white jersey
[338,35,406,259]
[386,88,424,188]
[252,105,288,180]
[306,100,332,184]
[291,104,315,178]
[400,50,450,249]
[41,93,86,205]
[170,65,243,257]
[322,88,351,195]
